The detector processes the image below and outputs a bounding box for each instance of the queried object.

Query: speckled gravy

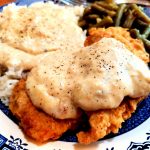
[26,38,150,119]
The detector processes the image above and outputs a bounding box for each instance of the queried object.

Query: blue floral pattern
[146,131,150,140]
[0,134,28,150]
[127,141,150,150]
[106,147,114,150]
[106,128,150,150]
[126,128,150,150]
[8,136,28,150]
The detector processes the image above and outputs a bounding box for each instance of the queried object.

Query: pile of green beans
[78,1,118,29]
[78,1,150,52]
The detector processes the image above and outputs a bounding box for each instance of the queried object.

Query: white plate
[0,1,150,150]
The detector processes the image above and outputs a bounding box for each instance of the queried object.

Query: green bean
[96,1,118,11]
[130,28,150,51]
[142,38,150,51]
[78,0,150,55]
[96,17,102,23]
[83,6,92,16]
[105,0,114,3]
[131,4,150,23]
[115,4,127,26]
[130,29,142,39]
[123,10,136,28]
[130,25,150,39]
[91,3,116,17]
[136,19,149,27]
[89,23,97,28]
[95,16,113,27]
[78,20,87,27]
[142,25,150,39]
[86,14,100,20]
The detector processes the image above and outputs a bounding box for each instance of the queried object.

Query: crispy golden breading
[77,97,143,144]
[9,79,77,143]
[85,27,149,63]
[9,27,149,144]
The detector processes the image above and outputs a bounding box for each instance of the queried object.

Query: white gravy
[0,3,149,120]
[26,38,150,119]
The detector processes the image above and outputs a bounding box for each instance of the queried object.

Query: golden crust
[77,97,143,144]
[9,79,77,143]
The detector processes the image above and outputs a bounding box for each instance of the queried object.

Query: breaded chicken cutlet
[9,27,149,144]
[9,79,144,144]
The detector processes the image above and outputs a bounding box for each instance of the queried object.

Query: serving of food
[0,0,150,149]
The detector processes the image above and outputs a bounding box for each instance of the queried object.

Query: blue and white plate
[0,1,150,150]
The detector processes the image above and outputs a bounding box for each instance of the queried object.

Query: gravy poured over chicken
[26,38,150,119]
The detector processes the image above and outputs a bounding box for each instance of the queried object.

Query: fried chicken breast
[9,79,77,143]
[9,27,150,144]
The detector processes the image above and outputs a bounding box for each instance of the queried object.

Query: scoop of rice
[0,67,23,106]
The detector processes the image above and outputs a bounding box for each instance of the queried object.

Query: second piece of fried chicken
[85,27,149,63]
[76,27,148,144]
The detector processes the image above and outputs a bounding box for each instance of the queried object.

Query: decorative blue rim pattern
[0,0,150,143]
[0,134,28,150]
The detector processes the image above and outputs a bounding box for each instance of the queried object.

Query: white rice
[0,68,23,106]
